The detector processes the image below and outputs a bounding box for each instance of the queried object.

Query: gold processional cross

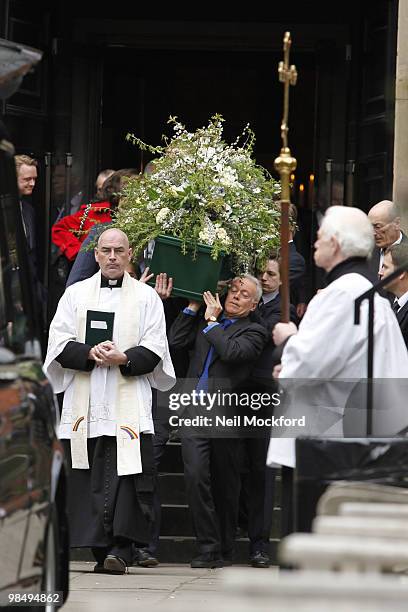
[274,31,298,323]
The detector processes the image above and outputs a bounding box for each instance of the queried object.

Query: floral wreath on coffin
[113,114,282,274]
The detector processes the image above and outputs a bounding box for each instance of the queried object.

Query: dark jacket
[250,293,297,381]
[289,241,306,305]
[169,311,268,392]
[396,301,408,350]
[66,222,110,287]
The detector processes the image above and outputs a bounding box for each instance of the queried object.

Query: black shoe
[250,551,270,568]
[103,554,128,574]
[190,553,224,568]
[134,549,159,567]
[93,562,110,574]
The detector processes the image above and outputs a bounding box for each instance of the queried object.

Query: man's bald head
[95,228,132,279]
[368,200,401,248]
[97,228,130,249]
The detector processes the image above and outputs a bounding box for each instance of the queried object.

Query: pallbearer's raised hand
[155,272,173,300]
[139,266,154,284]
[203,291,223,321]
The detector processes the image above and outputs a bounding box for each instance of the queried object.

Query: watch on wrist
[206,315,218,323]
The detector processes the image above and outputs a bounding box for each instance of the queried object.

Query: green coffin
[146,235,225,300]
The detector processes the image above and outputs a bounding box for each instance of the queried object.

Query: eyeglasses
[371,221,393,233]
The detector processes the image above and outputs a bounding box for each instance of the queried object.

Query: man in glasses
[367,199,408,279]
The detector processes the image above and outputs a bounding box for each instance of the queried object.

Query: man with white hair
[169,275,268,568]
[367,199,408,277]
[269,206,408,466]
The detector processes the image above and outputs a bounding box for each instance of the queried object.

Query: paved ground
[65,562,278,612]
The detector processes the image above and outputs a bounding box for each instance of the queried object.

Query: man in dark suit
[237,258,297,568]
[169,275,268,568]
[379,243,408,348]
[253,257,298,375]
[367,200,408,281]
[15,154,38,270]
[15,154,47,332]
[288,204,307,317]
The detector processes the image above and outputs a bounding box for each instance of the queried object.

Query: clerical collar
[101,274,124,288]
[326,257,372,285]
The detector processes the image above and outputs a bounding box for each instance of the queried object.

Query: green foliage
[114,115,281,273]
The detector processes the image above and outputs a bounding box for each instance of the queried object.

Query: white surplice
[267,272,408,468]
[44,271,176,475]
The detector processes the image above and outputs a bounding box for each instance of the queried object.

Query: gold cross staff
[274,31,298,323]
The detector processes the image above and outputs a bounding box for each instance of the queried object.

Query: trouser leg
[210,438,241,559]
[181,436,221,553]
[280,466,294,538]
[245,436,273,554]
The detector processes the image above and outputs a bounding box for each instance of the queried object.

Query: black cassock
[56,336,161,561]
[62,433,155,548]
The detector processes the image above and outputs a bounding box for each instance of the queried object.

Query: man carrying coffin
[44,228,175,574]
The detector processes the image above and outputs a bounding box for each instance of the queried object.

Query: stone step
[160,504,193,536]
[157,469,282,508]
[313,514,408,538]
[221,569,408,612]
[157,442,184,473]
[280,532,408,571]
[70,537,279,565]
[157,473,187,505]
[317,481,408,516]
[160,503,281,538]
[158,536,279,564]
[340,501,408,518]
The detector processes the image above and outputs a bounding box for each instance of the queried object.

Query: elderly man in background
[269,206,408,534]
[367,199,408,278]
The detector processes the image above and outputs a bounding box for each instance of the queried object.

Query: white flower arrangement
[113,114,282,273]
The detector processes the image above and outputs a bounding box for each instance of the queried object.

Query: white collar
[396,289,408,311]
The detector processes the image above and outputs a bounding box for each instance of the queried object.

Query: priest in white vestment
[44,228,175,574]
[267,207,408,535]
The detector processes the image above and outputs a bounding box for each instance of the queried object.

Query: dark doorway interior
[101,48,316,185]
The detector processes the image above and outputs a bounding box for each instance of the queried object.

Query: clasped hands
[88,341,127,367]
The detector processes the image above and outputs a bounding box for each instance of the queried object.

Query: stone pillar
[394,0,408,228]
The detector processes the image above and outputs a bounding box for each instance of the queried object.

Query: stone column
[394,0,408,228]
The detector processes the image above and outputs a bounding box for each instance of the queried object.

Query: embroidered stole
[70,270,144,475]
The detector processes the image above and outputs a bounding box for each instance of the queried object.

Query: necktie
[258,297,264,310]
[196,319,234,392]
[392,300,400,314]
